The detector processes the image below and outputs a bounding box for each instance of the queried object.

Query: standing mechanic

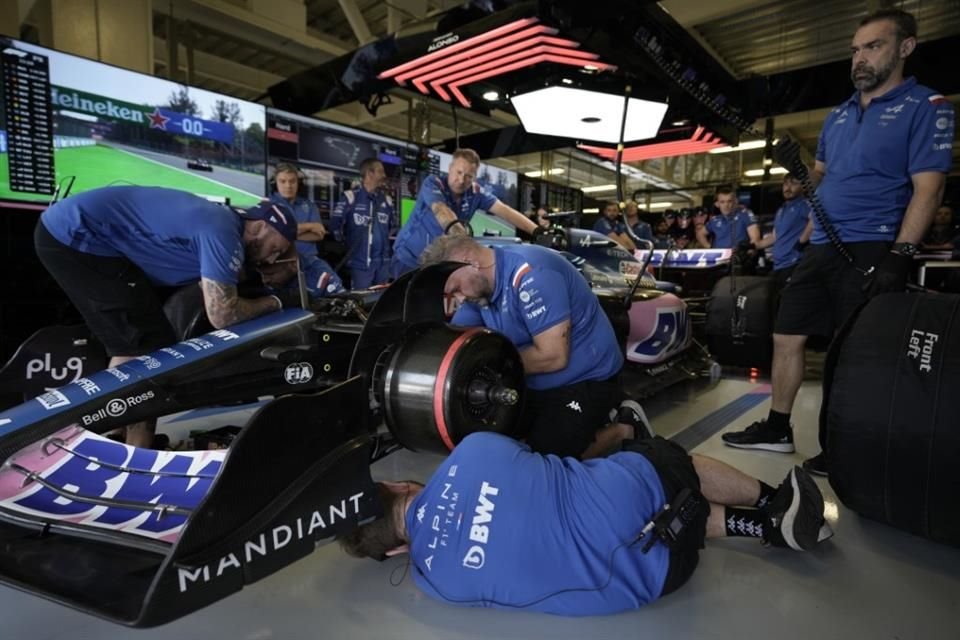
[340,431,831,616]
[35,186,299,447]
[391,148,537,277]
[329,158,396,288]
[752,173,814,304]
[269,162,344,298]
[696,186,760,249]
[419,235,642,459]
[722,8,954,475]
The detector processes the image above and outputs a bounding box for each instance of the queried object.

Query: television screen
[266,109,412,223]
[0,38,266,207]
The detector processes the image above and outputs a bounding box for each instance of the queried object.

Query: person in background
[330,158,396,288]
[920,204,956,250]
[697,186,760,249]
[752,173,814,305]
[391,148,537,277]
[269,162,344,297]
[594,201,637,251]
[35,186,299,447]
[624,200,654,245]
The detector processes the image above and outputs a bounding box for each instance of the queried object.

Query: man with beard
[751,173,813,304]
[721,9,954,475]
[35,186,299,446]
[419,235,644,459]
[594,201,637,251]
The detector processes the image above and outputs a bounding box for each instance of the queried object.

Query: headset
[269,162,308,199]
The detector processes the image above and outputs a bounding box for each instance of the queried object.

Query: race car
[0,265,526,627]
[187,158,213,172]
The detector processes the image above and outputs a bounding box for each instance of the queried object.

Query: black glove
[737,240,755,253]
[863,250,912,298]
[269,288,304,310]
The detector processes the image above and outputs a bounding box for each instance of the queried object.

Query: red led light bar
[378,16,615,108]
[378,18,538,80]
[403,25,561,87]
[410,33,582,93]
[579,127,727,161]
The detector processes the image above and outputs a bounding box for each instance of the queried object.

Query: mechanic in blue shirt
[269,163,344,298]
[391,148,537,278]
[722,9,954,475]
[329,158,396,288]
[753,173,814,295]
[593,201,637,251]
[624,200,654,245]
[340,432,831,616]
[35,186,299,446]
[696,185,761,249]
[420,235,632,459]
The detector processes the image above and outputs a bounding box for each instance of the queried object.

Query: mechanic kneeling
[419,235,641,459]
[340,431,832,615]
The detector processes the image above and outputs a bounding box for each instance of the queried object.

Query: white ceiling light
[582,207,600,213]
[648,202,675,210]
[524,168,565,178]
[708,139,778,154]
[744,167,789,177]
[511,86,668,143]
[482,90,500,101]
[581,184,618,193]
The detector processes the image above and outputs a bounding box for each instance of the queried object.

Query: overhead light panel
[378,18,616,108]
[708,139,778,154]
[579,126,727,162]
[744,167,789,177]
[648,202,675,210]
[512,86,668,144]
[582,207,600,213]
[524,168,565,177]
[482,90,500,101]
[581,184,617,193]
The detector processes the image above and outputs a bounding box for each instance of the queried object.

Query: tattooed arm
[200,278,280,329]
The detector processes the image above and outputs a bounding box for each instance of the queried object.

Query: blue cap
[241,201,297,243]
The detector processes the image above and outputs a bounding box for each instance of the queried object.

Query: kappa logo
[566,400,582,413]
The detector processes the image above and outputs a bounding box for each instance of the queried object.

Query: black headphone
[269,162,308,199]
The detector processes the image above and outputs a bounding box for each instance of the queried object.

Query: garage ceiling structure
[21,0,960,206]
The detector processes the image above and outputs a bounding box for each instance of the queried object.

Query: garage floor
[4,375,960,640]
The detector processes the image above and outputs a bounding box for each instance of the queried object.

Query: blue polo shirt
[629,220,654,243]
[42,186,244,286]
[814,77,955,244]
[771,198,811,270]
[393,176,498,270]
[593,217,627,237]
[407,432,669,616]
[705,209,757,248]
[269,193,344,298]
[452,244,623,390]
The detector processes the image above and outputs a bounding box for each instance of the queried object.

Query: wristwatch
[891,242,918,257]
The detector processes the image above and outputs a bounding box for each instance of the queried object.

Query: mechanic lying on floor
[340,431,832,616]
[419,235,637,459]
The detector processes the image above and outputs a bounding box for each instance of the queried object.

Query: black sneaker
[617,399,655,440]
[803,452,829,477]
[763,466,830,550]
[721,419,795,453]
